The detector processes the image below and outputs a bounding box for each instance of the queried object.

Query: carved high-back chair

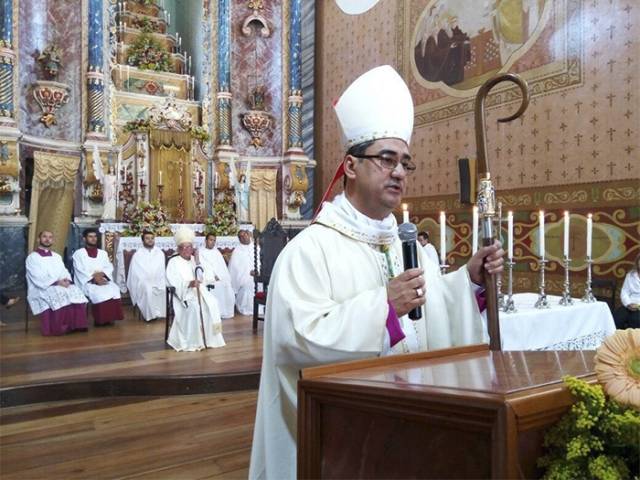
[253,218,288,332]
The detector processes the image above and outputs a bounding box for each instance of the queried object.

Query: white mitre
[334,65,414,150]
[174,227,195,246]
[335,0,380,15]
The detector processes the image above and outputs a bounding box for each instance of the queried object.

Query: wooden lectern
[298,344,595,479]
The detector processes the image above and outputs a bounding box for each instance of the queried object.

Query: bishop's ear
[343,155,358,180]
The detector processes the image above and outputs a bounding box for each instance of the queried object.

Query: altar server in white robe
[165,228,225,351]
[418,230,440,266]
[228,229,257,315]
[249,65,505,480]
[72,228,124,326]
[126,230,166,321]
[26,230,88,336]
[200,233,235,319]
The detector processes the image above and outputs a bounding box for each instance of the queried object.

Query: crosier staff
[474,73,530,351]
[193,257,208,349]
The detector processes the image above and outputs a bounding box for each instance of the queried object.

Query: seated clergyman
[72,228,124,326]
[26,230,88,336]
[200,233,235,319]
[126,230,166,321]
[165,228,225,351]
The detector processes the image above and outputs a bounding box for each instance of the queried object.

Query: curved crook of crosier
[474,73,530,178]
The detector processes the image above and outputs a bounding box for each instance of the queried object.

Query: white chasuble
[228,243,257,316]
[126,247,167,321]
[165,256,225,351]
[26,251,87,315]
[72,248,121,304]
[200,247,235,319]
[249,193,486,480]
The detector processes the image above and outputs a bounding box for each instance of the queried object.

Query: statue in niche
[92,147,117,220]
[37,44,63,79]
[235,161,251,223]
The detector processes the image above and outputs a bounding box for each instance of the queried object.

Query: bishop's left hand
[467,240,505,286]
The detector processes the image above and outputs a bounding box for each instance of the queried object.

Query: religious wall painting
[399,0,582,125]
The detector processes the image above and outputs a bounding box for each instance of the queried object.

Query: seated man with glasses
[250,65,504,480]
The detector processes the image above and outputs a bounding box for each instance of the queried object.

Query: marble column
[87,0,106,137]
[282,0,312,221]
[0,0,16,126]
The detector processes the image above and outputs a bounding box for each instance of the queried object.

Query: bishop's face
[178,243,193,260]
[344,138,411,220]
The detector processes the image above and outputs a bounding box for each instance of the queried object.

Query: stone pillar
[214,0,238,177]
[282,0,312,220]
[86,0,106,138]
[0,0,16,126]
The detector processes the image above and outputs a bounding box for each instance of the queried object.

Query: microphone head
[398,222,417,242]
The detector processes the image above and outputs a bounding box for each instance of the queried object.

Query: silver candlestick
[497,273,505,308]
[534,258,550,309]
[440,263,449,275]
[559,256,574,306]
[582,257,596,302]
[502,259,517,313]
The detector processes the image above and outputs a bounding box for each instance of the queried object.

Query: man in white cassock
[165,228,225,351]
[126,230,166,321]
[249,65,505,479]
[200,233,235,319]
[73,228,124,326]
[26,230,88,336]
[228,229,257,315]
[418,230,440,266]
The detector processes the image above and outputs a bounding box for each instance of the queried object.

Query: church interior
[0,0,639,478]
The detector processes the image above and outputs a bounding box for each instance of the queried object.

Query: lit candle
[401,203,409,224]
[539,210,545,259]
[507,211,514,260]
[159,170,163,185]
[472,205,478,254]
[586,213,593,258]
[563,211,570,258]
[439,211,446,264]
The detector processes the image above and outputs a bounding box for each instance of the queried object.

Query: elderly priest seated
[26,230,88,335]
[165,228,225,351]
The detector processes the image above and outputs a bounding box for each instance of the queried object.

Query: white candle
[168,12,170,25]
[539,210,545,259]
[586,213,593,258]
[507,211,513,260]
[159,170,163,184]
[440,211,446,264]
[563,211,570,258]
[401,203,409,224]
[472,205,478,254]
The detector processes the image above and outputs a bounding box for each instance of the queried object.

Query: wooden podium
[298,344,595,479]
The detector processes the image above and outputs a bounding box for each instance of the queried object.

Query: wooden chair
[253,218,288,332]
[592,278,617,312]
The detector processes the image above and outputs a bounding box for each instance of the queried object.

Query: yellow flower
[595,329,640,408]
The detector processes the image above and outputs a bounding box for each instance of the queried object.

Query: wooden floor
[0,305,263,388]
[0,391,257,479]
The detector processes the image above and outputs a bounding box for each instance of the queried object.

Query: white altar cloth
[114,236,243,293]
[498,293,616,351]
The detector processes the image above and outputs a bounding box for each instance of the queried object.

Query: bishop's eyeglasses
[351,152,417,175]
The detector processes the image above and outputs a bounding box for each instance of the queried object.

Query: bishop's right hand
[387,268,426,318]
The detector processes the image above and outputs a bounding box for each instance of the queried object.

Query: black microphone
[398,221,422,320]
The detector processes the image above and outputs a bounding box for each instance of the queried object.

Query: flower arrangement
[123,118,151,133]
[131,16,158,34]
[122,201,172,237]
[538,330,640,480]
[190,126,211,143]
[126,33,171,72]
[204,196,238,236]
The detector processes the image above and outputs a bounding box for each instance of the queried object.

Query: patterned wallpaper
[317,0,639,292]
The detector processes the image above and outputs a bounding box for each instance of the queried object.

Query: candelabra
[582,257,596,302]
[559,256,574,306]
[157,184,164,205]
[194,185,203,223]
[176,186,185,222]
[139,180,147,202]
[439,263,449,275]
[502,259,517,313]
[119,171,134,222]
[534,258,550,309]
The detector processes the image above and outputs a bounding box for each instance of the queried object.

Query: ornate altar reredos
[117,95,207,222]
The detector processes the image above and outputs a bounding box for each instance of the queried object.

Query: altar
[499,293,616,351]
